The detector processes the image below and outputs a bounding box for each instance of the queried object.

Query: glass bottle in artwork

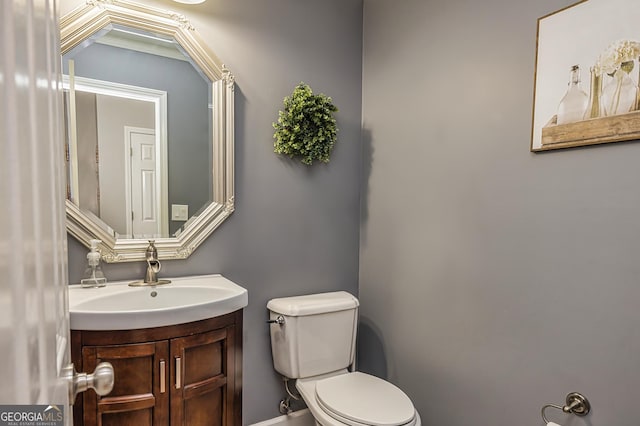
[583,67,603,120]
[557,65,588,125]
[601,60,639,116]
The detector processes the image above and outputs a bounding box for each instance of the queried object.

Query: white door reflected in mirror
[127,126,167,238]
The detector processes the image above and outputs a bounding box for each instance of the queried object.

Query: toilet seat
[314,372,416,426]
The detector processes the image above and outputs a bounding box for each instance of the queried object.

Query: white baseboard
[250,409,314,426]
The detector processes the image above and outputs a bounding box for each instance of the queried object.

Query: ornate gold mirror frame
[61,0,234,262]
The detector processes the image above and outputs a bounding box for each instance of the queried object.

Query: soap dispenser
[80,239,107,288]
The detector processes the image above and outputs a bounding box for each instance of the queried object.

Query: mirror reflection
[63,25,212,239]
[61,0,235,262]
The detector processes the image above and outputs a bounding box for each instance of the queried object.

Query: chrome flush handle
[266,315,285,325]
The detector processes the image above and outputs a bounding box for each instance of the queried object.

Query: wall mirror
[61,0,234,262]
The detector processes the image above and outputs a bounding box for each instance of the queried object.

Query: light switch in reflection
[172,204,189,221]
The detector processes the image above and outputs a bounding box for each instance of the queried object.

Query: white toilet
[267,291,421,426]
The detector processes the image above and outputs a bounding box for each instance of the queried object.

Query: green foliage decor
[273,83,338,165]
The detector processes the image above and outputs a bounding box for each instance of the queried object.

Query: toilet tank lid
[267,291,359,316]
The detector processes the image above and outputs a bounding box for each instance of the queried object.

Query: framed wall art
[531,0,640,151]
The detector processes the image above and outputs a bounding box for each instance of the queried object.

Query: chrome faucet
[129,240,171,286]
[145,240,160,283]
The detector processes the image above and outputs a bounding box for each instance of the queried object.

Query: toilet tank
[267,291,359,379]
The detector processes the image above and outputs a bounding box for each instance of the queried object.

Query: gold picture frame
[531,0,640,151]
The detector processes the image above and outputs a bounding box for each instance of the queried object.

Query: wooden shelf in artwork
[541,110,640,149]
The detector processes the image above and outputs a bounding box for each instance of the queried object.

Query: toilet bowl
[267,292,421,426]
[297,370,421,426]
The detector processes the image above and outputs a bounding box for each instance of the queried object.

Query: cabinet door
[83,341,170,426]
[170,327,236,426]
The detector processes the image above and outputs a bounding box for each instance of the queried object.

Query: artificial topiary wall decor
[273,83,338,165]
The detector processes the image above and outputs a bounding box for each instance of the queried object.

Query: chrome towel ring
[541,392,591,424]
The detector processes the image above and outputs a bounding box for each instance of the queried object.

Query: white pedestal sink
[69,274,248,330]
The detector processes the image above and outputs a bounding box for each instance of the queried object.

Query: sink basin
[69,274,248,330]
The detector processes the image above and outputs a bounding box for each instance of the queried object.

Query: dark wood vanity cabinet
[81,340,169,425]
[72,311,242,426]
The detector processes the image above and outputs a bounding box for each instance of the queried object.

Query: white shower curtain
[0,0,70,409]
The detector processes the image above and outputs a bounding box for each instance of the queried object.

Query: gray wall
[74,92,100,216]
[61,0,363,423]
[360,1,640,426]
